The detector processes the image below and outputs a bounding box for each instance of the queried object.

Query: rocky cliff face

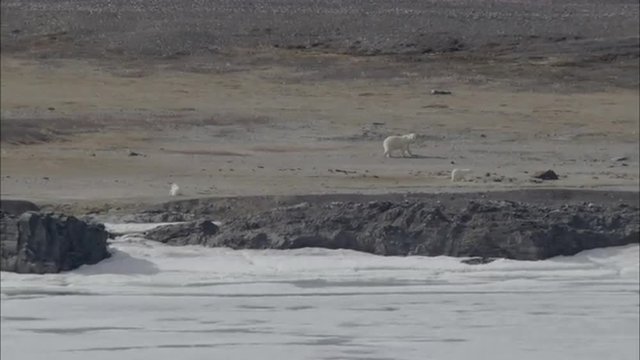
[143,200,639,261]
[1,211,111,274]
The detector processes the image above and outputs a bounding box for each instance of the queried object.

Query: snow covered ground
[1,223,638,360]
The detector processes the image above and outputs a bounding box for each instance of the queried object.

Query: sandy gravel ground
[1,0,638,207]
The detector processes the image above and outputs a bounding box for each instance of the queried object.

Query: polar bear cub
[383,133,417,158]
[451,169,472,182]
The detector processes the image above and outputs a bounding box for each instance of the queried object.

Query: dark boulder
[0,211,111,274]
[533,170,559,180]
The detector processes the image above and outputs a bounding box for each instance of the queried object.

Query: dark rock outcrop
[143,200,639,261]
[0,200,39,215]
[145,220,219,246]
[461,257,497,265]
[1,211,111,273]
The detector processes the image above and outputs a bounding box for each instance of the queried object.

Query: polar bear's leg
[400,144,411,157]
[405,144,413,157]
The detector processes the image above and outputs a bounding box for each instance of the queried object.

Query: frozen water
[1,223,638,360]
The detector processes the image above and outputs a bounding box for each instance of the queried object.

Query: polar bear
[451,168,472,182]
[169,183,181,196]
[383,133,417,158]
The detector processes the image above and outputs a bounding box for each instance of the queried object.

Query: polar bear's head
[403,133,417,142]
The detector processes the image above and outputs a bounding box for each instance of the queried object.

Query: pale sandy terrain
[1,54,638,206]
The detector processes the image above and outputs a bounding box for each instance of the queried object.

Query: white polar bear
[169,183,181,196]
[383,133,417,158]
[451,168,472,182]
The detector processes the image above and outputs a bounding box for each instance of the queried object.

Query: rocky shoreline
[1,191,638,273]
[143,198,639,261]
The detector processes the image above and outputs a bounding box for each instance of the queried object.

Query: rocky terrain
[1,190,638,273]
[76,189,638,223]
[141,194,639,261]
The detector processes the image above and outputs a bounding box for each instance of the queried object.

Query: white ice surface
[1,223,638,360]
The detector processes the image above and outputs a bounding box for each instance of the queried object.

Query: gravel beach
[1,0,638,210]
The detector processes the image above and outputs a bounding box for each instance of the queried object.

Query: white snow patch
[104,221,222,236]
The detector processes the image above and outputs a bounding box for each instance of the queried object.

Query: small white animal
[383,133,417,158]
[169,183,181,196]
[451,168,472,182]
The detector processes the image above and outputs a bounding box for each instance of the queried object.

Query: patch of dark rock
[128,150,143,157]
[144,220,219,245]
[119,210,194,223]
[1,211,110,273]
[0,200,39,215]
[422,104,449,109]
[333,169,357,175]
[461,257,497,265]
[611,156,628,162]
[533,170,559,180]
